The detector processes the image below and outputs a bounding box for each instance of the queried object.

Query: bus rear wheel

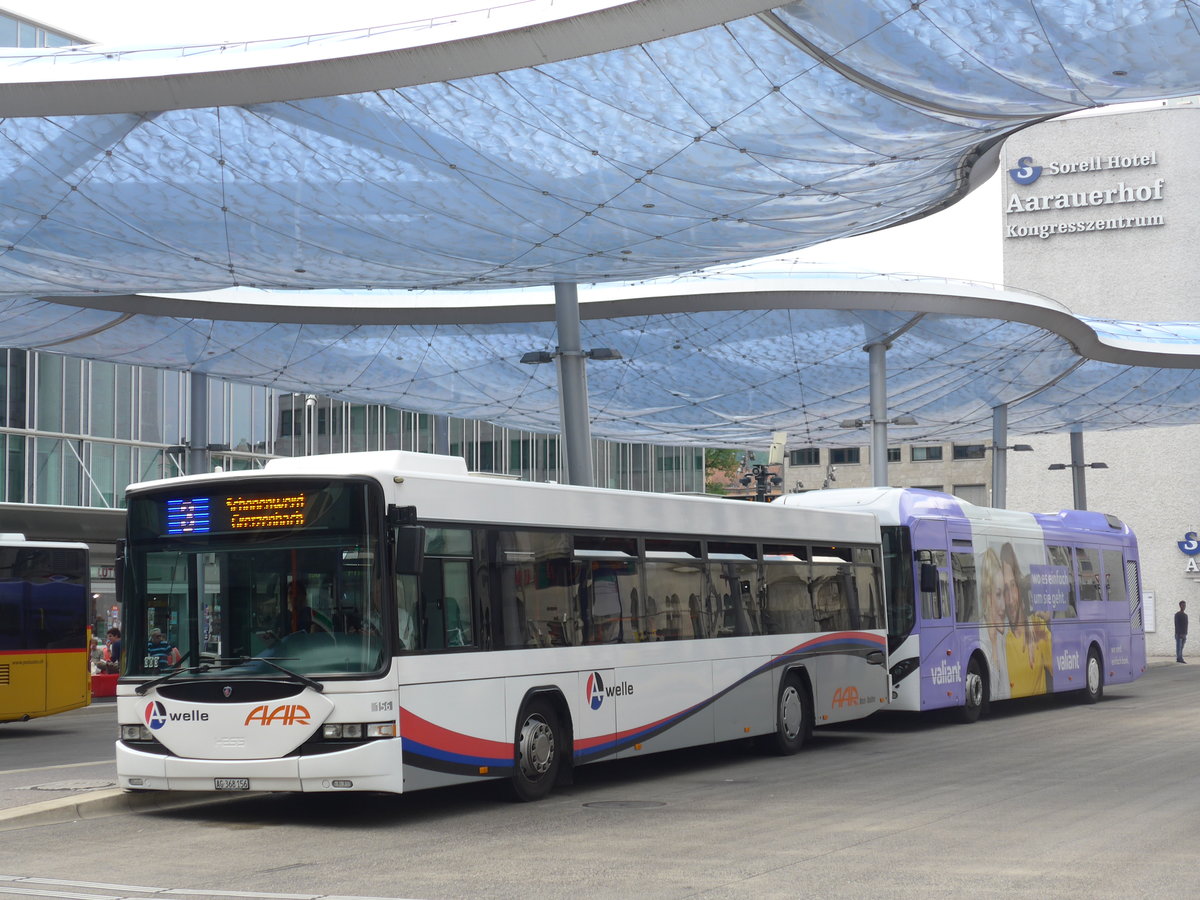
[771,674,810,755]
[510,697,562,802]
[1082,648,1104,704]
[957,657,987,723]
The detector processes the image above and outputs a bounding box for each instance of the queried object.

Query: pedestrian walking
[1175,601,1188,663]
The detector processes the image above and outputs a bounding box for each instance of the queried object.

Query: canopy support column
[868,341,888,487]
[992,404,1008,509]
[1070,430,1088,510]
[555,282,594,487]
[188,372,209,476]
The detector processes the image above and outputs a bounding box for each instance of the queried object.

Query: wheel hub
[780,686,802,740]
[519,715,555,779]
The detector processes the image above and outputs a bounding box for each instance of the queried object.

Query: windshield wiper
[135,662,220,695]
[134,656,324,695]
[242,655,325,692]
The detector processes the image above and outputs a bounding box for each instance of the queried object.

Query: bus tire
[510,696,562,802]
[771,673,810,755]
[957,656,987,724]
[1082,647,1104,704]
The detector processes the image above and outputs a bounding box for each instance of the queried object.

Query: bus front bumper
[115,739,406,794]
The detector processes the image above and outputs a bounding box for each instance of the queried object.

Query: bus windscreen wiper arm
[245,655,325,692]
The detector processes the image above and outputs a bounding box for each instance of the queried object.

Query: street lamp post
[519,313,624,488]
[1048,432,1107,510]
[740,464,783,502]
[989,442,1033,509]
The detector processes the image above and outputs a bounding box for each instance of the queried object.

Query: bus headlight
[322,722,395,740]
[121,725,153,741]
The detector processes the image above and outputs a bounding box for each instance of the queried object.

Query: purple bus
[777,488,1146,721]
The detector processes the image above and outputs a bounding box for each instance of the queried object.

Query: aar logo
[244,704,311,726]
[1178,532,1200,556]
[1008,156,1043,185]
[144,700,168,731]
[586,672,605,711]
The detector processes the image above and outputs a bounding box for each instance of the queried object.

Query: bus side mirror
[919,562,938,594]
[114,539,126,603]
[394,525,426,575]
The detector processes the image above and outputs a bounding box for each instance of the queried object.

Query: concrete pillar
[187,372,208,475]
[992,404,1008,508]
[868,342,888,487]
[554,282,594,487]
[1070,430,1088,510]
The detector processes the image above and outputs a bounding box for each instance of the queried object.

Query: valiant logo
[1056,650,1080,671]
[929,660,961,686]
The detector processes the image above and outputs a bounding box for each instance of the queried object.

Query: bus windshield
[124,478,386,679]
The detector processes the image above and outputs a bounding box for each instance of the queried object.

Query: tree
[705,448,742,495]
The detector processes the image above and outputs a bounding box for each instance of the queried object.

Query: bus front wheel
[958,657,987,724]
[771,674,810,755]
[510,697,562,802]
[1083,648,1104,704]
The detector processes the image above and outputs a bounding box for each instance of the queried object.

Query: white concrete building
[1001,104,1199,657]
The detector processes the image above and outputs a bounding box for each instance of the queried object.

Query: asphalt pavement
[0,656,1180,832]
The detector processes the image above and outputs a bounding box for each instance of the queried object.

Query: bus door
[911,519,960,710]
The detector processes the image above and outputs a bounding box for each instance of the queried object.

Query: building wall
[782,442,990,503]
[1000,104,1199,657]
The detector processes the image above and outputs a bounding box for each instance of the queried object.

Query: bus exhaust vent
[0,664,9,685]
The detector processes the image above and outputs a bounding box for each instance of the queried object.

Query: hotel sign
[1004,150,1164,241]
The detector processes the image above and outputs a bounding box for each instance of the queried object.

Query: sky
[10,0,1005,286]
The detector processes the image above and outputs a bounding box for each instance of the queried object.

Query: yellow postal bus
[0,534,91,722]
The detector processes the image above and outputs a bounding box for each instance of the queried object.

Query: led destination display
[135,480,368,541]
[166,493,305,534]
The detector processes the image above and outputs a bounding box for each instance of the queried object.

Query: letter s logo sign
[1008,156,1042,185]
[1178,532,1200,556]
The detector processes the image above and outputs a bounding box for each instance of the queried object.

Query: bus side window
[919,550,948,620]
[1076,547,1102,603]
[952,551,978,623]
[419,528,475,650]
[395,574,419,651]
[1102,549,1127,606]
[1046,545,1078,619]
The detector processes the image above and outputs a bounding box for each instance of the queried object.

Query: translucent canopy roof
[3,0,1200,293]
[10,272,1200,447]
[2,0,1200,446]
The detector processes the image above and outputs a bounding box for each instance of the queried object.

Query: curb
[0,788,251,832]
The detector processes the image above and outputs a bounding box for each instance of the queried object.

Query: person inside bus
[104,627,122,674]
[147,628,180,671]
[89,636,105,674]
[999,542,1052,696]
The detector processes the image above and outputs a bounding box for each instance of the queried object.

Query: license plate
[214,778,250,791]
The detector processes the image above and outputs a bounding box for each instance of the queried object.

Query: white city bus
[115,451,887,800]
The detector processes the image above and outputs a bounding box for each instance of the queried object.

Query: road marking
[0,760,112,776]
[0,878,416,900]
